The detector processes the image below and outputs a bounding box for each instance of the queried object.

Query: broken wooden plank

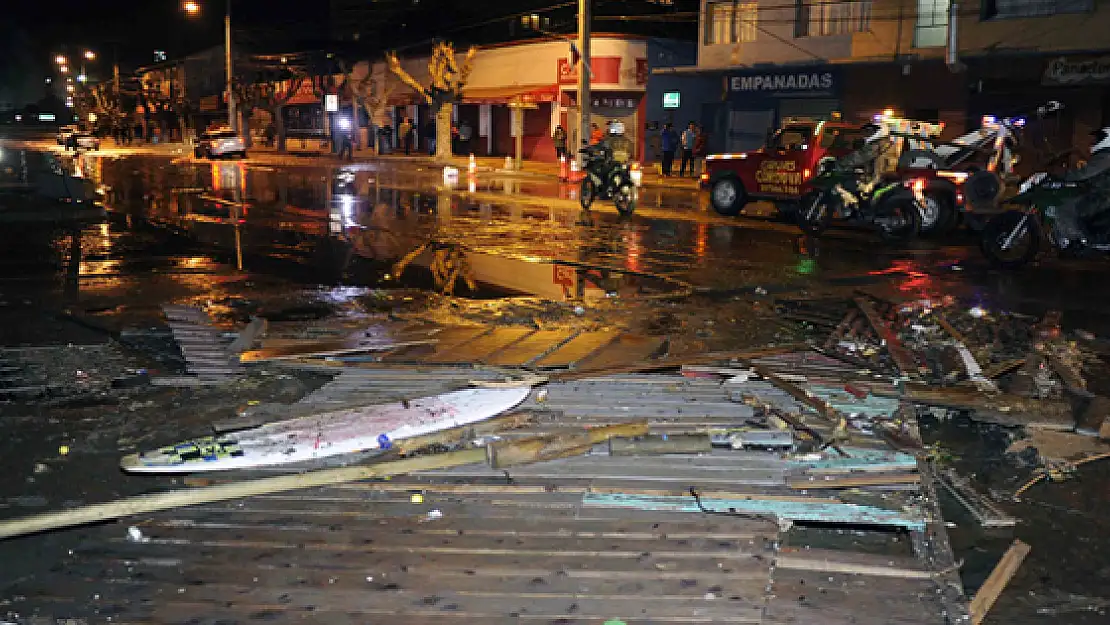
[936,469,1017,528]
[484,328,579,367]
[970,539,1031,625]
[982,359,1025,380]
[487,421,649,469]
[227,316,268,354]
[891,383,1075,431]
[427,327,535,364]
[381,326,489,362]
[575,334,669,371]
[396,410,542,455]
[1046,353,1091,397]
[824,309,860,351]
[240,337,436,363]
[853,296,920,376]
[0,449,488,540]
[531,331,619,369]
[934,313,968,345]
[608,434,711,456]
[788,473,921,490]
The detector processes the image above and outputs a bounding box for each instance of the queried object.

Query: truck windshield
[769,126,812,150]
[820,128,867,150]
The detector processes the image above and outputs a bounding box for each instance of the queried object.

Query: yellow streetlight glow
[84,50,96,61]
[183,1,201,15]
[59,65,70,74]
[55,55,67,65]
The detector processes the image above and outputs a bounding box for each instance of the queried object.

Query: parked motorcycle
[579,143,636,216]
[796,166,924,243]
[979,171,1103,268]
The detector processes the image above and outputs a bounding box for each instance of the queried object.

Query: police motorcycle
[797,122,926,243]
[578,122,637,216]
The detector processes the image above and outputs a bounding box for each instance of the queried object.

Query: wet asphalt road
[2,143,1110,623]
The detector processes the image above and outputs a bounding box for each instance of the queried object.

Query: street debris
[970,539,1031,625]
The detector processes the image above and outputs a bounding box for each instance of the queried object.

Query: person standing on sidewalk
[693,125,709,177]
[660,123,677,176]
[337,123,354,161]
[553,125,568,160]
[399,118,413,155]
[680,121,697,177]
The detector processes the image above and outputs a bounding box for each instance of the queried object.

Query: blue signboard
[728,67,840,99]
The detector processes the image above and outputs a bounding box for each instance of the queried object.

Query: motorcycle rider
[832,122,893,195]
[1054,127,1110,246]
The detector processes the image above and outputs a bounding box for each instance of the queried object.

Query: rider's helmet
[1091,127,1110,154]
[862,123,885,144]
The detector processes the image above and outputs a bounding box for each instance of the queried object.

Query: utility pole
[226,0,236,132]
[576,0,590,162]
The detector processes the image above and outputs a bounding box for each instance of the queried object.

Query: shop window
[981,0,1093,20]
[706,2,758,45]
[795,0,872,37]
[914,0,949,48]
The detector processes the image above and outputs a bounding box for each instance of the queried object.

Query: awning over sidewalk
[461,85,558,105]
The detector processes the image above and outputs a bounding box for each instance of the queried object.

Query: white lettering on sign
[1043,56,1110,85]
[730,72,834,93]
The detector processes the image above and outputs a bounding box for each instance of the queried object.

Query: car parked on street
[195,128,246,160]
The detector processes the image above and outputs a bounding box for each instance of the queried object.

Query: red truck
[701,119,869,219]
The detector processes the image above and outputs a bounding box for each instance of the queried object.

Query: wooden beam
[853,297,920,376]
[934,313,968,345]
[397,410,542,455]
[608,434,711,456]
[0,449,487,541]
[970,539,1031,625]
[487,421,648,469]
[824,308,860,350]
[894,383,1074,430]
[787,473,920,490]
[982,359,1025,380]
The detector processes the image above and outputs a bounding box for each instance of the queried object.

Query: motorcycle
[578,143,637,216]
[979,171,1102,268]
[796,166,924,243]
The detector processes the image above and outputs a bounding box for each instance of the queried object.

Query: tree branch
[389,52,431,104]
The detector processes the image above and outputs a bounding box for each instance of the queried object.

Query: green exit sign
[662,92,681,109]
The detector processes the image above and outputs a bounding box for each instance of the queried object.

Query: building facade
[354,35,666,162]
[665,0,1109,158]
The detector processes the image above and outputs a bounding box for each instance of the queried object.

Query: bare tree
[388,43,477,162]
[234,70,309,153]
[340,59,398,152]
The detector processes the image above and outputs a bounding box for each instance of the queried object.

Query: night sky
[1,0,328,106]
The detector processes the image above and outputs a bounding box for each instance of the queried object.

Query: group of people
[659,121,707,178]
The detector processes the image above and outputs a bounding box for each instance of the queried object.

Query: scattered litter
[58,445,69,456]
[33,463,49,474]
[426,509,444,520]
[968,306,986,318]
[126,526,148,543]
[410,493,425,504]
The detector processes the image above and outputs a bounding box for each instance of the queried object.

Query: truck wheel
[981,210,1040,268]
[710,177,746,216]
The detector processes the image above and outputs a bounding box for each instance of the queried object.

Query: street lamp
[183,1,236,133]
[84,50,96,61]
[55,55,68,65]
[77,74,88,83]
[59,65,69,74]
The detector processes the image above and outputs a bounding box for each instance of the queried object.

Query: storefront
[722,66,842,153]
[359,35,651,162]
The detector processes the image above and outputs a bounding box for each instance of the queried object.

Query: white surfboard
[120,386,531,473]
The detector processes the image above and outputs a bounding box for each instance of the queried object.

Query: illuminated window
[706,2,758,45]
[915,0,949,48]
[795,0,872,37]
